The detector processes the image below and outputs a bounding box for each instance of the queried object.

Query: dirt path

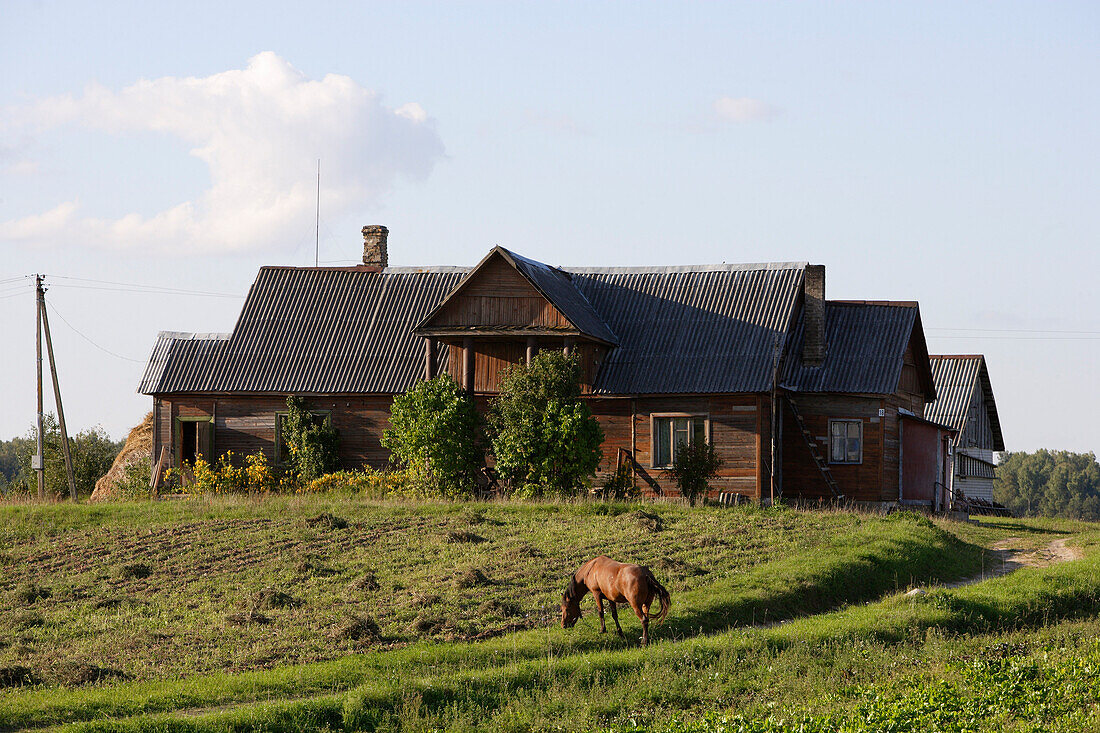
[940,536,1083,589]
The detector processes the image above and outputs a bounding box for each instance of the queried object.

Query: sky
[1,1,1097,453]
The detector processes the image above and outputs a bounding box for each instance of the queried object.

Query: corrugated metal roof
[506,249,619,345]
[925,355,1005,450]
[140,256,807,396]
[573,264,806,394]
[140,268,461,394]
[138,332,229,395]
[781,302,920,395]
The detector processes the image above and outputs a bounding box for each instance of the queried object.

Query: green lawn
[1,498,1098,732]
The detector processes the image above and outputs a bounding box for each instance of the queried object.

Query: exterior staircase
[784,396,844,499]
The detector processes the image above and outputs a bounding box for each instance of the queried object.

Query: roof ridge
[830,300,919,307]
[567,262,808,275]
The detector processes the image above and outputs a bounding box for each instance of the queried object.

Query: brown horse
[560,556,671,645]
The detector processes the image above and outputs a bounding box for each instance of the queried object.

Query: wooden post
[35,276,44,500]
[39,295,77,500]
[462,337,474,393]
[526,336,537,365]
[424,338,437,380]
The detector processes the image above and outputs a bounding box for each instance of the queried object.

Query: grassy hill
[1,497,1099,731]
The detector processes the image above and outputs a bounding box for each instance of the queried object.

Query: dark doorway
[181,421,197,464]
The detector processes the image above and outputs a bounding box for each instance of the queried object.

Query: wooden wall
[588,395,763,499]
[780,394,886,502]
[154,394,395,470]
[444,339,606,394]
[152,391,766,500]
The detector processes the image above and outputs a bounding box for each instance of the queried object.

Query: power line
[0,274,33,286]
[44,302,145,363]
[47,274,244,298]
[928,327,1100,335]
[930,335,1100,341]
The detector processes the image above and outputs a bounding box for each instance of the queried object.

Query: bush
[171,451,286,496]
[665,437,722,506]
[282,396,340,482]
[301,468,413,498]
[488,351,603,498]
[116,459,152,500]
[381,374,483,498]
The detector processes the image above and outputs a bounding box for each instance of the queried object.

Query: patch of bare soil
[943,537,1083,589]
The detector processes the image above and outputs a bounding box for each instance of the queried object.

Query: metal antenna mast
[314,159,320,267]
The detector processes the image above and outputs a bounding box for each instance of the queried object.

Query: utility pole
[35,275,45,500]
[39,288,77,500]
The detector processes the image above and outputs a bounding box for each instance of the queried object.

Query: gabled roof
[140,267,462,394]
[140,252,808,396]
[925,355,1005,450]
[416,247,618,345]
[781,301,935,399]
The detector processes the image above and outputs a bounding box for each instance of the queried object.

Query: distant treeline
[994,450,1100,520]
[0,415,121,498]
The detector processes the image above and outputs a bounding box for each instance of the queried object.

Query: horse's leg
[629,599,648,646]
[608,601,625,638]
[593,591,607,633]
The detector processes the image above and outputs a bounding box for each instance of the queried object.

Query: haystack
[90,412,153,502]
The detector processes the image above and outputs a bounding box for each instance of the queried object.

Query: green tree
[488,350,603,498]
[382,373,484,498]
[665,436,722,506]
[994,450,1100,519]
[8,414,121,498]
[282,396,340,482]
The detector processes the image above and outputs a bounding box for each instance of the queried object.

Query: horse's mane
[563,574,582,602]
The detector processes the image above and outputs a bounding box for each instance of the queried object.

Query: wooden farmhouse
[139,226,957,508]
[924,355,1005,503]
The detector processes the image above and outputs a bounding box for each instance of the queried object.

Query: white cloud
[713,96,781,123]
[0,52,445,253]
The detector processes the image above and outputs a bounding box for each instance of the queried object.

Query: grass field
[1,497,1099,731]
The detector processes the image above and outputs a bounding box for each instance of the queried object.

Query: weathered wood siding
[588,395,762,499]
[962,385,995,451]
[445,339,605,394]
[780,394,886,502]
[154,394,395,469]
[432,256,570,329]
[153,391,765,500]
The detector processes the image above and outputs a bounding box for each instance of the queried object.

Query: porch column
[462,337,474,393]
[526,336,537,365]
[423,338,437,380]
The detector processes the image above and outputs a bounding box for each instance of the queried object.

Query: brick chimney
[362,225,389,268]
[803,265,826,367]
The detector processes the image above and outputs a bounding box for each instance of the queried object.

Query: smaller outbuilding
[925,355,1005,503]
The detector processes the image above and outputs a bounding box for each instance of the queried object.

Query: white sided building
[925,355,1005,503]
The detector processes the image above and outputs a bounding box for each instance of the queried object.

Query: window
[652,415,707,468]
[829,420,862,464]
[275,411,331,463]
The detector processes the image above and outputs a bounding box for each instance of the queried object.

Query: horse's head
[561,577,582,629]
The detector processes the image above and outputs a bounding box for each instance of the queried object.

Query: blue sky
[1,1,1097,452]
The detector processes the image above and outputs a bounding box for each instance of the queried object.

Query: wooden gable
[418,249,582,335]
[895,312,937,411]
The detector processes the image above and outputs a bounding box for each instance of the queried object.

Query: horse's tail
[644,568,671,623]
